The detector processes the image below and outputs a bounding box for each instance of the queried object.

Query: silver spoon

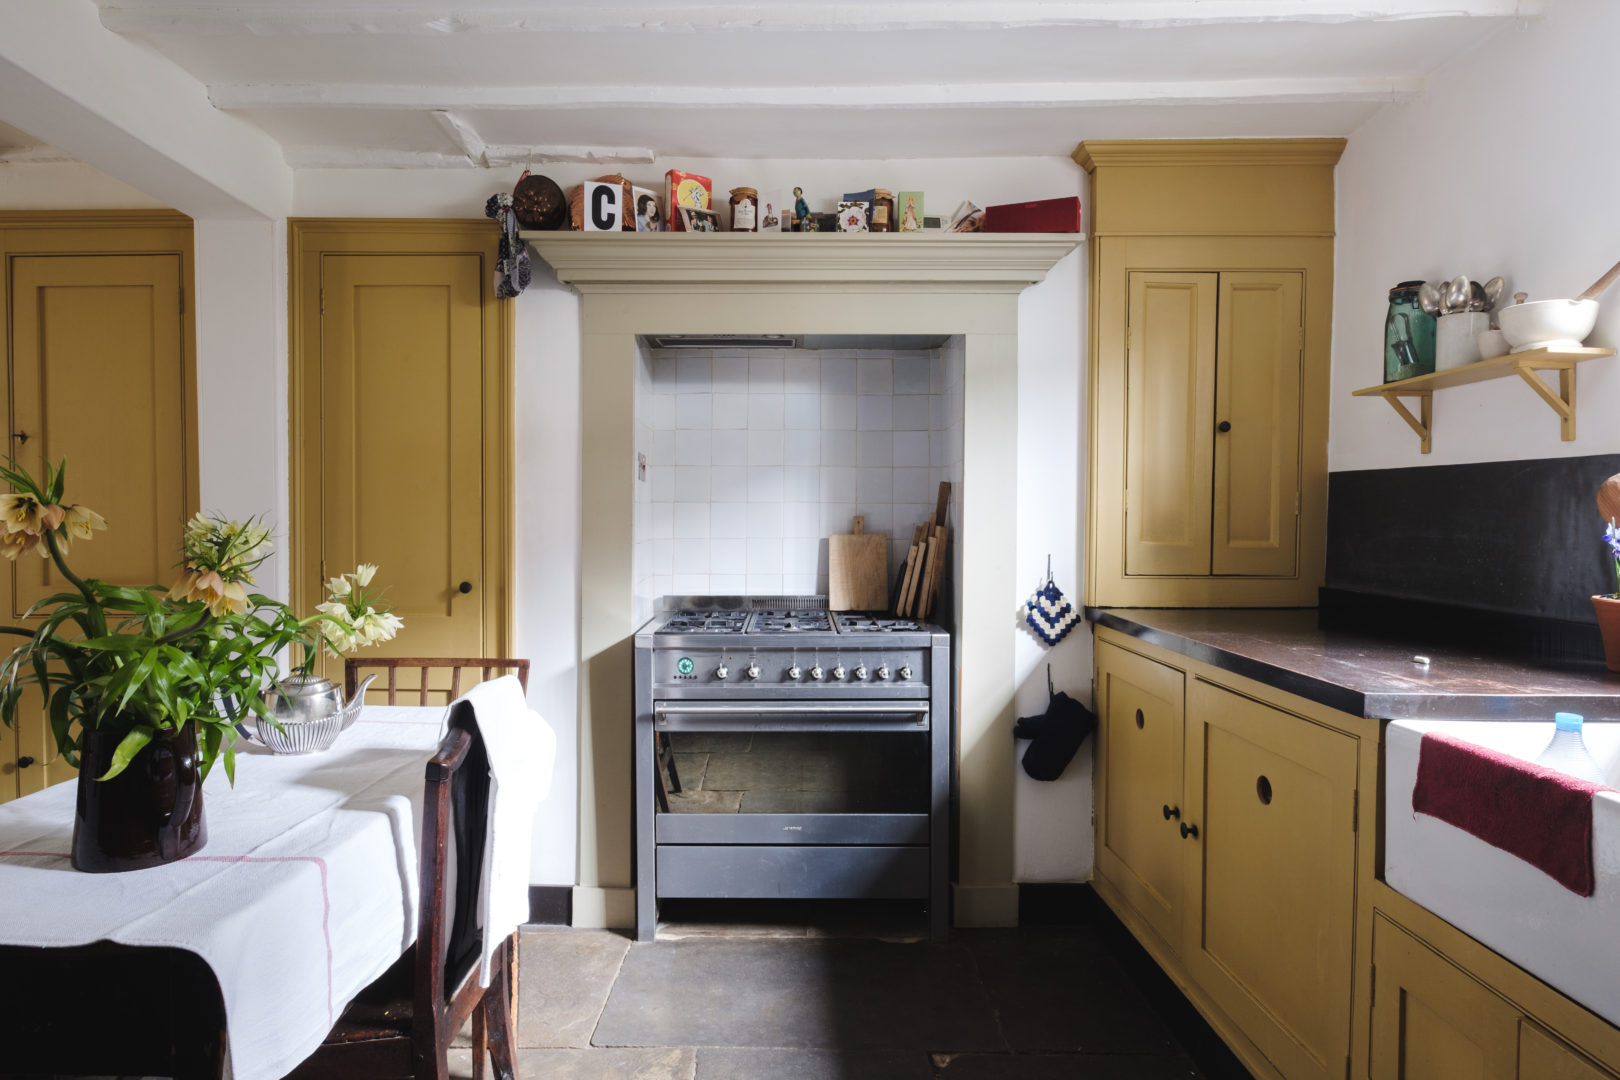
[1445,275,1471,315]
[1470,280,1488,312]
[1417,281,1443,317]
[1482,276,1505,310]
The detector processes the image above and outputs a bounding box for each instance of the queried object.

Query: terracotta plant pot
[72,721,207,872]
[1594,595,1620,674]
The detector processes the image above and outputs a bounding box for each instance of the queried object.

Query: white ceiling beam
[99,0,1545,35]
[212,76,1423,112]
[0,144,77,164]
[430,110,487,166]
[288,141,658,170]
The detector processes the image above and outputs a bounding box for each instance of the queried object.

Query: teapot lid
[278,672,336,694]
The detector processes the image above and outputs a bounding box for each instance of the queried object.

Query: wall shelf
[1351,346,1616,454]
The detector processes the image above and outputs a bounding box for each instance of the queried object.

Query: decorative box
[666,170,713,232]
[982,196,1083,233]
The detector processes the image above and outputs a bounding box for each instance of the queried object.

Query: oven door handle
[652,701,930,732]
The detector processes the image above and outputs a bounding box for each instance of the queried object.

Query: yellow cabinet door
[1183,678,1358,1080]
[1212,272,1303,577]
[1370,914,1520,1080]
[312,254,486,686]
[4,253,190,801]
[1094,640,1186,953]
[1124,271,1217,577]
[1521,1024,1620,1080]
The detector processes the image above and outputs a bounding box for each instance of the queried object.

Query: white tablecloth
[0,705,452,1080]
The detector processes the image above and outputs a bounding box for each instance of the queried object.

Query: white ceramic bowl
[1497,298,1600,353]
[1477,328,1511,359]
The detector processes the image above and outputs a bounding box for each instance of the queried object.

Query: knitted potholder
[1025,574,1078,646]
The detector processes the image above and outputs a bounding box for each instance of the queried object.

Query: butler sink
[1385,718,1620,1026]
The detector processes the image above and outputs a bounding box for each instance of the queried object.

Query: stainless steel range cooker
[633,596,951,941]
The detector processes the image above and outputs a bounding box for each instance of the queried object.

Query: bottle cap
[1556,712,1585,732]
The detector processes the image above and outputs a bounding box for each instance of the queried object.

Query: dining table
[0,704,454,1080]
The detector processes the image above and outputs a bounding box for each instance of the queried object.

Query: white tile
[821,394,857,431]
[857,357,893,395]
[710,501,748,538]
[650,466,675,503]
[710,355,748,390]
[745,573,783,594]
[711,393,749,430]
[820,433,858,467]
[651,503,674,539]
[748,430,784,466]
[676,394,712,429]
[783,537,821,577]
[674,466,710,502]
[747,501,784,538]
[820,466,857,502]
[709,538,746,573]
[783,572,820,594]
[784,393,820,430]
[652,429,676,465]
[893,430,930,468]
[710,467,749,501]
[857,506,893,538]
[673,573,710,594]
[784,429,820,466]
[747,538,784,572]
[783,465,819,503]
[652,539,674,574]
[893,354,932,395]
[710,429,748,466]
[820,501,856,536]
[930,430,948,467]
[892,395,930,431]
[931,395,947,430]
[675,430,710,466]
[673,539,708,574]
[894,466,935,505]
[894,503,932,534]
[747,466,784,502]
[821,355,857,394]
[673,503,709,539]
[651,354,677,393]
[710,573,747,594]
[676,355,711,391]
[784,354,820,391]
[858,395,893,431]
[651,394,676,429]
[783,502,820,538]
[858,430,892,467]
[749,357,784,389]
[858,466,893,504]
[749,393,784,430]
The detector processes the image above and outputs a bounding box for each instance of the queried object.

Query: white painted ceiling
[20,1,1548,165]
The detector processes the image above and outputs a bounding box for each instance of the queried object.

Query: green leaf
[97,724,154,782]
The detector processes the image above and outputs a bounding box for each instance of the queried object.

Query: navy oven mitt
[1013,687,1097,782]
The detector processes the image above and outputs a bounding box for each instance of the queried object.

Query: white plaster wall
[1332,0,1620,472]
[0,160,165,209]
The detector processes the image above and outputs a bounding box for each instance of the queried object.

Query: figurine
[793,187,810,233]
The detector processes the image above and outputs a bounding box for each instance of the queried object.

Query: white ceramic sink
[1386,719,1620,1025]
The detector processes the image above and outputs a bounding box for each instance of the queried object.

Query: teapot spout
[342,673,378,730]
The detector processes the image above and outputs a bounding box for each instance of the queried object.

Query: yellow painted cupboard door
[1370,915,1519,1080]
[4,253,188,801]
[1521,1024,1619,1080]
[1094,640,1186,954]
[1212,272,1303,577]
[1183,679,1357,1080]
[315,254,485,681]
[1125,272,1217,577]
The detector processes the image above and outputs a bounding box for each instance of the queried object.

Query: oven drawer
[657,812,929,846]
[655,845,929,899]
[653,701,929,732]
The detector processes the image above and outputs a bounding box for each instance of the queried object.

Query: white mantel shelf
[523,231,1082,290]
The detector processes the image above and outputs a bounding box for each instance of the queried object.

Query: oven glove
[485,192,531,299]
[1025,576,1078,646]
[1013,690,1096,781]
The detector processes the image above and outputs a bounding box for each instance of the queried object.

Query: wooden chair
[346,656,532,704]
[287,698,520,1080]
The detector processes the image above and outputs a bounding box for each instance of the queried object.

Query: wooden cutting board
[828,515,888,611]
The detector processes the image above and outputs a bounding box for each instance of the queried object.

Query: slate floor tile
[516,928,631,1047]
[695,1047,936,1080]
[938,1051,1205,1079]
[450,1046,696,1080]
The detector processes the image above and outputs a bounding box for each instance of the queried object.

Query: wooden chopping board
[828,515,888,611]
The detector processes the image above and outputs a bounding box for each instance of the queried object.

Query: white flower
[326,576,352,599]
[353,563,378,587]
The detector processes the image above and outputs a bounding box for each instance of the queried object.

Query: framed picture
[837,201,870,233]
[758,188,786,232]
[896,191,924,232]
[680,207,721,233]
[633,187,662,232]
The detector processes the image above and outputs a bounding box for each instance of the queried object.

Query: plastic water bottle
[1534,712,1608,786]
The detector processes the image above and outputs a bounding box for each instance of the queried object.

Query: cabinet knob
[1135,708,1145,729]
[457,581,473,595]
[17,755,34,768]
[1257,775,1273,805]
[1217,420,1232,433]
[1179,821,1199,840]
[1162,804,1180,821]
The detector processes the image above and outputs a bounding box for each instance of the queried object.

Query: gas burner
[657,610,748,634]
[747,609,832,633]
[834,614,925,633]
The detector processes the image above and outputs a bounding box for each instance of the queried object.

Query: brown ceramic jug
[72,721,207,872]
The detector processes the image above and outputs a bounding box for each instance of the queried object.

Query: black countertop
[1086,607,1620,722]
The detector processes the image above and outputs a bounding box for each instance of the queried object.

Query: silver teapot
[240,671,377,755]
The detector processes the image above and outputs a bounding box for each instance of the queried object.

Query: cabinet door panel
[1184,679,1357,1080]
[1125,272,1217,576]
[1370,915,1519,1080]
[1521,1024,1619,1080]
[1095,641,1186,953]
[1213,271,1302,577]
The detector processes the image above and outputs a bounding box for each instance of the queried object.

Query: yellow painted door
[1521,1025,1620,1080]
[1370,915,1520,1080]
[4,253,189,801]
[1094,640,1186,953]
[1125,272,1217,577]
[314,254,485,684]
[1183,679,1358,1080]
[1212,272,1303,576]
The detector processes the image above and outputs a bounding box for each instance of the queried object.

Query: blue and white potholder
[1025,568,1079,646]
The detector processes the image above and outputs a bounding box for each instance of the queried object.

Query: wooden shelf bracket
[1375,389,1433,454]
[1513,360,1578,441]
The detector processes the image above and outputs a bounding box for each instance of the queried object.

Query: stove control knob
[788,665,802,681]
[715,664,729,681]
[746,663,761,681]
[877,665,891,681]
[832,665,846,681]
[854,665,869,681]
[898,665,913,681]
[810,666,824,681]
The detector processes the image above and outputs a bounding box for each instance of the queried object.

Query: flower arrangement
[1605,520,1620,599]
[0,459,401,784]
[317,564,404,655]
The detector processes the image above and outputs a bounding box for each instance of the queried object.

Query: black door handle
[1217,420,1232,433]
[17,756,34,768]
[1179,822,1199,839]
[1162,804,1180,821]
[457,581,473,595]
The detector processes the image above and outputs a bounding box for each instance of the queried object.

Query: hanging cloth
[484,191,531,299]
[1024,556,1079,646]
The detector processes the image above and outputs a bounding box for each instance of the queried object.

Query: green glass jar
[1385,280,1436,382]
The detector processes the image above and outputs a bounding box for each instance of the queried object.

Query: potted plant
[1598,519,1620,673]
[0,460,399,871]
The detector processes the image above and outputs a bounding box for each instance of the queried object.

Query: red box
[982,196,1082,233]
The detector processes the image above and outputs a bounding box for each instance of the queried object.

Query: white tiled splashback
[633,344,965,622]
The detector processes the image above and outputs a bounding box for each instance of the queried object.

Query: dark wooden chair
[286,697,520,1080]
[346,656,532,704]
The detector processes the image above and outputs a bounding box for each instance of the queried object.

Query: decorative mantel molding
[524,232,1081,291]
